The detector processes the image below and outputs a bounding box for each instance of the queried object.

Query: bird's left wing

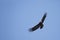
[29,24,40,32]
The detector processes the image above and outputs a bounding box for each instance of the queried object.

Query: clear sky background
[0,0,60,40]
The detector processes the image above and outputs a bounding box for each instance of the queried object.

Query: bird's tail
[40,23,44,29]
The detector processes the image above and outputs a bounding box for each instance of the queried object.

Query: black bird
[29,12,47,32]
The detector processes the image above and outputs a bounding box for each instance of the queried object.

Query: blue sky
[0,0,60,40]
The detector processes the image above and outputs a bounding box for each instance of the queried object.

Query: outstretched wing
[29,24,40,32]
[29,12,47,32]
[41,12,47,23]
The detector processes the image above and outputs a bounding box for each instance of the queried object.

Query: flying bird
[29,12,47,32]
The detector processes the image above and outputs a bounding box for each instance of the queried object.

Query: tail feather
[40,23,44,29]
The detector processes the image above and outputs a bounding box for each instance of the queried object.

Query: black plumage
[29,12,47,32]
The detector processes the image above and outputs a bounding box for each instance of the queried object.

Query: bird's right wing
[41,13,47,23]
